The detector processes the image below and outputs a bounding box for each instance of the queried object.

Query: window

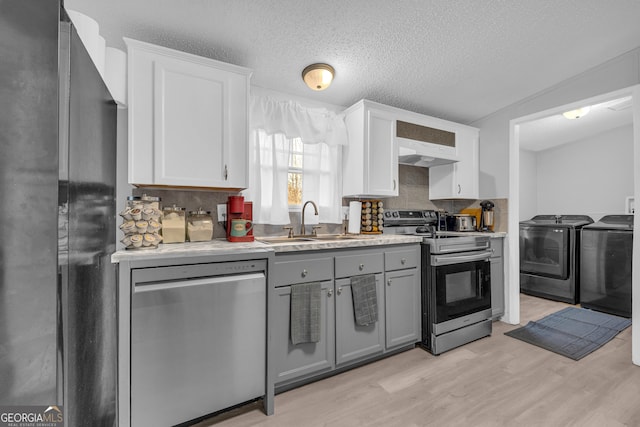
[288,138,304,208]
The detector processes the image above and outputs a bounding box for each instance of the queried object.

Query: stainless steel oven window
[433,260,491,323]
[445,270,478,303]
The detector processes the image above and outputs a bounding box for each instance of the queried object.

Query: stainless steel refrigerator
[0,2,117,426]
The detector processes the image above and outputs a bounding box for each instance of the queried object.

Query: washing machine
[520,215,593,304]
[580,215,634,317]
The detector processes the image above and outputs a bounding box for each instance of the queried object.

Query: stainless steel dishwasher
[130,260,267,427]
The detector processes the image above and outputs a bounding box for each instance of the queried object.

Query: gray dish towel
[290,282,321,345]
[351,274,378,326]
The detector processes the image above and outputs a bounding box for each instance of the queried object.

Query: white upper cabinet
[343,100,399,197]
[125,38,251,189]
[428,125,479,199]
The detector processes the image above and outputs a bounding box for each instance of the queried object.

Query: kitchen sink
[311,234,363,241]
[257,237,316,244]
[257,234,366,244]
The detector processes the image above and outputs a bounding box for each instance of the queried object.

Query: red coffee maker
[226,195,254,242]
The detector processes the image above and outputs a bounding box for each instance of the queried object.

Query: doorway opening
[507,85,640,365]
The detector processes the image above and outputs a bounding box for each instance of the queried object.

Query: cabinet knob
[327,289,333,297]
[387,279,392,286]
[337,287,342,295]
[301,269,308,278]
[359,263,364,271]
[401,258,406,265]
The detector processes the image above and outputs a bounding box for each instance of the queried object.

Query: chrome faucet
[300,200,319,235]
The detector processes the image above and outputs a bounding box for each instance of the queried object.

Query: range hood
[397,138,459,168]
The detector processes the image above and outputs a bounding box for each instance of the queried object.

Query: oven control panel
[383,209,438,227]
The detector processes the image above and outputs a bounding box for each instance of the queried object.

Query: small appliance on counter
[226,195,254,242]
[480,200,496,232]
[449,214,477,232]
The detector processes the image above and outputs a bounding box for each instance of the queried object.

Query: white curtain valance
[250,96,348,147]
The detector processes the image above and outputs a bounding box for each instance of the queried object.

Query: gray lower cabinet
[384,248,421,348]
[335,274,385,365]
[490,237,505,319]
[385,268,420,348]
[272,280,335,384]
[272,244,421,389]
[271,254,334,385]
[334,251,385,366]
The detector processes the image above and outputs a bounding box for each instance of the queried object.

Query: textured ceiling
[65,0,640,124]
[519,96,633,151]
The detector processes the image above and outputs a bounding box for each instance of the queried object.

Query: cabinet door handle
[358,263,364,271]
[301,269,308,278]
[327,289,333,297]
[401,258,406,265]
[387,279,392,286]
[224,164,228,180]
[337,287,342,295]
[393,179,397,190]
[457,184,461,194]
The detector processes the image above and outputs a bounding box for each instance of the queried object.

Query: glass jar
[140,194,161,210]
[161,204,186,243]
[187,207,214,242]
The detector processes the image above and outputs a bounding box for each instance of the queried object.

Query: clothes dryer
[580,215,633,317]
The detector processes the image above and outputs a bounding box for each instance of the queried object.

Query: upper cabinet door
[428,126,479,200]
[125,38,251,189]
[343,101,399,197]
[367,108,399,196]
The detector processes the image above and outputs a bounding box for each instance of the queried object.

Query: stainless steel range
[384,209,492,355]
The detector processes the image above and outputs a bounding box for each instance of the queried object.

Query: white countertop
[111,234,425,263]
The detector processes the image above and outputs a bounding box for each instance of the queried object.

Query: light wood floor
[197,294,639,427]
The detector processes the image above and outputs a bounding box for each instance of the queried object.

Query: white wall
[519,149,537,221]
[471,47,640,365]
[476,48,640,199]
[535,124,633,221]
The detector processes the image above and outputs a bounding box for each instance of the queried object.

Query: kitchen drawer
[335,252,384,279]
[272,256,333,287]
[384,248,419,271]
[490,238,503,258]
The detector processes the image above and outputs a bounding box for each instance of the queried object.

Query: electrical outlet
[342,206,349,220]
[217,204,227,222]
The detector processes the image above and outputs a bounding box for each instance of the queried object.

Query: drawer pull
[401,258,406,265]
[301,269,308,278]
[359,263,364,271]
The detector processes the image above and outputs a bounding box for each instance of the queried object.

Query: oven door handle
[431,250,492,266]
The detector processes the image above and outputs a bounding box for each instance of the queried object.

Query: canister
[187,208,214,242]
[162,204,186,243]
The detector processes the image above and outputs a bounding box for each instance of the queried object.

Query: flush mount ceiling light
[562,106,591,119]
[302,63,334,91]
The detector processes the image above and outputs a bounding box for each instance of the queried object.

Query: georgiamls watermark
[0,406,63,427]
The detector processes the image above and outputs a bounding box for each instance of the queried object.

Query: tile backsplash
[346,165,508,233]
[132,164,508,238]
